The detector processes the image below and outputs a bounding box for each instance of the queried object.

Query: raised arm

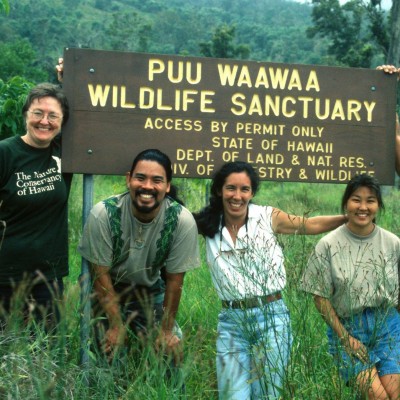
[376,65,400,176]
[272,209,346,235]
[56,57,63,83]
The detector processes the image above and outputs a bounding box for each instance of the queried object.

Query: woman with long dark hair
[194,161,345,399]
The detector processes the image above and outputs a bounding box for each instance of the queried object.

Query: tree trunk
[388,0,400,64]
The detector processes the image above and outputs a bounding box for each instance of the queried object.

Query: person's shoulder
[0,135,19,150]
[376,225,400,244]
[51,133,62,149]
[164,197,196,224]
[91,192,127,216]
[248,203,267,216]
[316,225,344,245]
[178,203,196,222]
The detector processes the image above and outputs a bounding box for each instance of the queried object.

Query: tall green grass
[1,176,399,399]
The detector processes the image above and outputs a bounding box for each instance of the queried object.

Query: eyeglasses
[28,110,62,122]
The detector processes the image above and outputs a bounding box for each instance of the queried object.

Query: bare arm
[398,259,400,313]
[156,271,185,363]
[376,65,400,176]
[91,264,125,355]
[314,295,368,363]
[56,57,63,83]
[272,209,346,235]
[396,113,400,176]
[162,271,185,331]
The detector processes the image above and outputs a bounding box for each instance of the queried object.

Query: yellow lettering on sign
[148,59,202,84]
[236,123,285,135]
[287,141,333,153]
[307,155,332,166]
[315,169,375,181]
[139,88,215,112]
[212,137,253,149]
[229,93,376,122]
[217,65,320,91]
[88,84,111,107]
[247,153,284,164]
[257,167,292,179]
[176,149,213,161]
[339,157,365,168]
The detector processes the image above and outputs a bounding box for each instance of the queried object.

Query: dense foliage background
[2,0,398,140]
[0,0,395,84]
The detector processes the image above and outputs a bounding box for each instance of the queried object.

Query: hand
[340,333,368,364]
[103,324,126,360]
[376,64,400,80]
[155,329,183,365]
[56,57,64,83]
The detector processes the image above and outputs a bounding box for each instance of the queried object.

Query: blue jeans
[216,299,292,400]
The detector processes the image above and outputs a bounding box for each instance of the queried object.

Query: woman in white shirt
[194,161,345,399]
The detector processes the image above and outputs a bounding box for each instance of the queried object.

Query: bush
[0,76,33,140]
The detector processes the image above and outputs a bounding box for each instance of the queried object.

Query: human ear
[125,172,131,187]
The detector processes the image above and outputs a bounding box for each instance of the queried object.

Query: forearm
[162,272,185,332]
[92,265,123,327]
[398,265,400,312]
[396,114,400,176]
[314,295,348,340]
[300,215,346,235]
[273,209,345,234]
[314,295,369,362]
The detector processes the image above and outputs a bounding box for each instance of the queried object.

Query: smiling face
[23,97,63,148]
[345,186,379,235]
[221,172,254,225]
[126,160,171,222]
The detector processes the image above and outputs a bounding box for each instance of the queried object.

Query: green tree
[103,11,152,52]
[1,0,9,14]
[199,24,250,59]
[388,0,400,64]
[307,0,396,67]
[0,76,33,140]
[0,39,48,82]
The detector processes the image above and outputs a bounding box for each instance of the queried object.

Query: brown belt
[221,292,282,309]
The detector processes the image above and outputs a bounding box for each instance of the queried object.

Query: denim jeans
[216,299,292,400]
[327,307,400,383]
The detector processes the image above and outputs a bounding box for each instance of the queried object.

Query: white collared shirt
[206,204,286,300]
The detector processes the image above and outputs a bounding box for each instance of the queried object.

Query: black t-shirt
[0,135,71,284]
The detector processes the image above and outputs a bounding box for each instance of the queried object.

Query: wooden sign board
[62,48,397,184]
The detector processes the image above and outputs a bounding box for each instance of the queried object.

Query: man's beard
[132,190,161,214]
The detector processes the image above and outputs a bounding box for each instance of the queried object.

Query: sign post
[79,174,93,385]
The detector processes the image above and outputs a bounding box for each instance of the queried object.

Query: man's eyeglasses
[28,110,62,122]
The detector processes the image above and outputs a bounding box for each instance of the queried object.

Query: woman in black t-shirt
[0,83,70,329]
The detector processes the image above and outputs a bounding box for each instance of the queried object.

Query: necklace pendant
[134,239,145,249]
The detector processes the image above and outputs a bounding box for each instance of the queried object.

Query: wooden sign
[62,48,397,184]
